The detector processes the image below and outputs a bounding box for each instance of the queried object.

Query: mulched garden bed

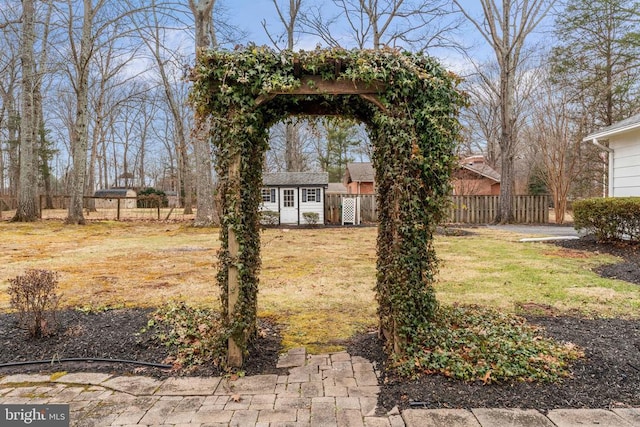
[0,235,638,411]
[0,309,284,379]
[555,234,640,285]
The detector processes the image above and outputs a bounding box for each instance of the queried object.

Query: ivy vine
[190,46,465,365]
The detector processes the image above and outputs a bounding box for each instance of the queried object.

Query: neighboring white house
[584,112,640,197]
[261,172,329,225]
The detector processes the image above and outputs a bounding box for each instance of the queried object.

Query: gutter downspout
[592,138,614,197]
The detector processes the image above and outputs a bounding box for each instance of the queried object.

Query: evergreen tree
[551,0,640,128]
[317,119,360,182]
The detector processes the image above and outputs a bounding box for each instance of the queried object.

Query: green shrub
[260,210,280,226]
[394,305,583,383]
[8,269,61,338]
[302,212,320,225]
[573,197,640,242]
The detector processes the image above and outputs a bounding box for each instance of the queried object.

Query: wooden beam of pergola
[254,76,387,111]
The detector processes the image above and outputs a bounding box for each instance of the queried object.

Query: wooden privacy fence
[447,195,550,224]
[325,194,378,224]
[325,193,550,225]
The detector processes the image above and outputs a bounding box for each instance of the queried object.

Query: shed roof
[94,189,135,197]
[345,162,375,183]
[583,112,640,140]
[263,172,329,186]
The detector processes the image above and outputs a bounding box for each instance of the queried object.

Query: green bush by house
[573,197,640,242]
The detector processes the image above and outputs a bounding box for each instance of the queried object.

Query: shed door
[280,188,298,224]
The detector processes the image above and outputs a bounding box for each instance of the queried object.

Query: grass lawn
[1,221,638,354]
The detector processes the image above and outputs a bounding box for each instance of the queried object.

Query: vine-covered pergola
[190,47,464,367]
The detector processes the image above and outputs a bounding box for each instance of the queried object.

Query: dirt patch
[436,226,475,237]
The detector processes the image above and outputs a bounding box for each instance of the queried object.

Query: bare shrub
[8,269,61,337]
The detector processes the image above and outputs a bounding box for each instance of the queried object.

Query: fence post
[117,198,121,221]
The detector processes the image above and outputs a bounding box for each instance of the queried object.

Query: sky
[221,0,503,73]
[221,0,557,75]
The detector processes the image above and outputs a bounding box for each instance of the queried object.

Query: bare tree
[302,0,458,50]
[189,0,217,226]
[263,0,302,50]
[262,0,309,173]
[265,119,315,172]
[460,63,502,168]
[133,1,194,214]
[0,36,20,199]
[525,72,584,223]
[33,0,55,210]
[453,0,556,223]
[62,0,145,224]
[12,0,39,221]
[64,0,95,224]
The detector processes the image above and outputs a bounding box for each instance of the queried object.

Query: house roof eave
[583,113,640,141]
[460,164,501,183]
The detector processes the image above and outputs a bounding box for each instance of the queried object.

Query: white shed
[261,172,328,225]
[584,113,640,197]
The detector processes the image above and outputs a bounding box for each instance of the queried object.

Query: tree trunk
[86,93,105,213]
[39,125,54,209]
[178,142,193,214]
[66,0,93,225]
[193,118,217,226]
[12,0,39,222]
[35,0,54,210]
[4,101,20,200]
[190,0,217,226]
[496,58,516,223]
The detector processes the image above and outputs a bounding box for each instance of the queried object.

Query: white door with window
[279,188,298,224]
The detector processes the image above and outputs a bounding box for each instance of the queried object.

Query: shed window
[261,188,276,203]
[302,188,321,203]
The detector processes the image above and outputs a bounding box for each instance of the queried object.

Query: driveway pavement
[1,348,638,426]
[486,224,580,237]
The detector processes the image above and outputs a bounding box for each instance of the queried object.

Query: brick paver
[0,348,639,426]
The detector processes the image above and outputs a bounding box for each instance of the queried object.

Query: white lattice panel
[342,198,357,225]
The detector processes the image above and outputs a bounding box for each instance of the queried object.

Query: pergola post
[227,152,243,367]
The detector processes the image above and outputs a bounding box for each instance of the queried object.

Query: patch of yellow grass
[1,221,639,354]
[0,222,220,310]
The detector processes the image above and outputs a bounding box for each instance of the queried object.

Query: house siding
[299,187,325,224]
[346,181,375,194]
[611,135,640,197]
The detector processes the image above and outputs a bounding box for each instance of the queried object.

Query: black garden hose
[0,357,172,369]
